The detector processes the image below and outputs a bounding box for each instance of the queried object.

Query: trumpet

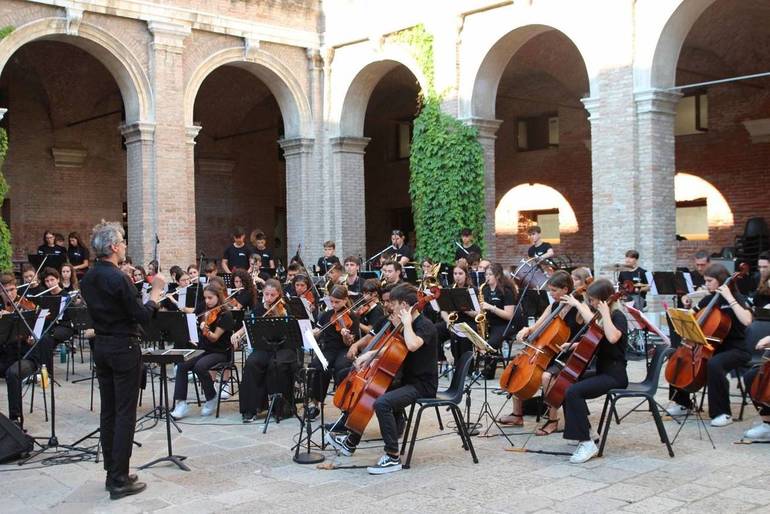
[475,280,489,340]
[421,261,443,289]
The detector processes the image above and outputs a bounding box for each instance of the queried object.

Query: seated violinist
[292,274,317,318]
[327,283,438,475]
[232,269,256,311]
[742,335,770,441]
[356,279,386,334]
[307,286,359,419]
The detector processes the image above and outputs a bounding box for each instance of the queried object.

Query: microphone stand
[365,244,395,272]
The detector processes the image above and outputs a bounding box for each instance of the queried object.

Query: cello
[545,291,622,409]
[340,287,439,436]
[664,267,747,393]
[499,284,589,399]
[750,352,770,408]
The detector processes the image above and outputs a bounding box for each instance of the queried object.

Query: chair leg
[452,405,478,464]
[649,397,675,457]
[597,394,611,436]
[736,375,747,422]
[598,397,615,457]
[404,406,426,470]
[448,405,468,450]
[400,403,417,456]
[215,370,224,418]
[192,373,201,406]
[435,406,443,431]
[30,380,35,414]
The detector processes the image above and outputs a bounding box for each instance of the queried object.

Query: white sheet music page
[469,288,481,312]
[186,313,199,345]
[303,328,328,369]
[33,309,49,339]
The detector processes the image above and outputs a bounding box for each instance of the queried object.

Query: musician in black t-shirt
[390,230,412,267]
[526,225,554,262]
[37,230,67,258]
[454,228,482,262]
[222,227,254,273]
[479,263,519,379]
[342,256,363,293]
[232,270,256,311]
[617,249,649,310]
[435,264,478,365]
[251,229,275,275]
[327,283,437,474]
[381,260,403,287]
[317,241,341,275]
[67,232,90,277]
[742,335,770,440]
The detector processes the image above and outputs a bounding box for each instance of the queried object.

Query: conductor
[80,221,164,500]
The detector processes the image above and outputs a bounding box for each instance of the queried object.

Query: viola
[301,289,315,306]
[665,266,748,393]
[354,297,377,318]
[331,310,353,333]
[545,291,622,409]
[749,353,770,408]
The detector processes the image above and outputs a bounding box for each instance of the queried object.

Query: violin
[331,309,353,333]
[301,289,315,306]
[16,297,36,311]
[354,297,377,318]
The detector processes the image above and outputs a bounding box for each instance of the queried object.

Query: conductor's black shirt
[80,260,158,338]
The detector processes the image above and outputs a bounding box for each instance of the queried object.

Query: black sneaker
[367,454,402,475]
[242,412,258,424]
[325,432,355,456]
[105,473,138,491]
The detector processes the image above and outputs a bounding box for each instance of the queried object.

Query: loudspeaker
[0,413,33,463]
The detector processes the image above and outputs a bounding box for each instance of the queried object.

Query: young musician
[499,271,584,429]
[21,263,43,297]
[67,232,90,278]
[187,264,200,283]
[222,226,254,273]
[37,230,66,257]
[479,263,518,379]
[317,241,341,275]
[454,228,482,262]
[327,283,437,474]
[342,256,363,293]
[307,286,359,418]
[356,279,386,334]
[561,278,628,463]
[160,271,194,313]
[435,264,478,364]
[251,229,275,275]
[742,335,770,441]
[381,260,403,286]
[346,284,395,361]
[170,283,236,419]
[527,225,554,263]
[690,250,710,290]
[237,279,294,423]
[203,262,218,284]
[60,263,79,294]
[618,250,649,309]
[232,269,256,311]
[390,230,412,267]
[695,264,753,427]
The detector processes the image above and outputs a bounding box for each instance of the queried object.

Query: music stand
[403,266,418,284]
[217,272,234,288]
[28,254,65,271]
[359,270,379,281]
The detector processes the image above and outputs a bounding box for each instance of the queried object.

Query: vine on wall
[391,24,485,264]
[0,26,13,271]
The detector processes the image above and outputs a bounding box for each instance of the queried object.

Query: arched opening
[362,65,420,256]
[496,183,579,246]
[491,28,592,266]
[672,0,770,263]
[675,173,733,241]
[0,40,127,259]
[192,65,287,265]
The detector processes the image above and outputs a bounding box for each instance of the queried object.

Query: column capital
[120,122,156,144]
[634,89,681,116]
[581,96,601,122]
[65,7,83,36]
[186,124,202,145]
[148,21,191,53]
[330,136,371,155]
[321,45,335,69]
[460,117,502,140]
[278,137,315,157]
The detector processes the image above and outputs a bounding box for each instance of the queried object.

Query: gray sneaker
[367,454,402,475]
[325,432,355,456]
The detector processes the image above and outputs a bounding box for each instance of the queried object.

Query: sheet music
[683,272,695,294]
[186,313,199,344]
[430,298,440,311]
[469,288,481,312]
[323,296,333,310]
[141,282,151,304]
[34,309,49,339]
[177,288,187,308]
[300,297,315,323]
[57,296,68,321]
[645,272,657,295]
[303,327,328,369]
[243,320,252,351]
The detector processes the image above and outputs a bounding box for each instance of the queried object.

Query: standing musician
[232,269,256,311]
[342,256,363,293]
[67,232,90,278]
[617,249,649,310]
[37,230,67,257]
[479,263,518,379]
[237,279,293,423]
[380,259,403,287]
[454,228,482,262]
[317,240,341,275]
[307,286,359,419]
[251,229,276,276]
[169,282,235,419]
[222,226,254,273]
[389,230,413,267]
[499,270,584,429]
[693,263,752,427]
[79,221,164,500]
[560,278,628,464]
[527,225,555,265]
[435,264,478,364]
[327,283,438,475]
[742,335,770,441]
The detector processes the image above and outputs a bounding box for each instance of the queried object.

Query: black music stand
[245,317,302,434]
[359,270,379,281]
[28,254,65,271]
[217,272,234,288]
[139,348,203,472]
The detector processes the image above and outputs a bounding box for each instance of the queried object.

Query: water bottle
[60,344,67,363]
[40,364,49,389]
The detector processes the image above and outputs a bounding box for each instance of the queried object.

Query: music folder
[666,308,709,346]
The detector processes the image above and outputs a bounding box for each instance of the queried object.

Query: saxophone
[475,280,489,340]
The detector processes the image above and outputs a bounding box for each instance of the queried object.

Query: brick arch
[184,46,312,139]
[328,46,428,138]
[0,17,152,124]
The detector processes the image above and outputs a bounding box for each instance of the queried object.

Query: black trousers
[310,346,351,403]
[707,347,751,418]
[347,384,422,455]
[743,366,770,416]
[2,358,36,420]
[173,351,228,402]
[93,335,142,482]
[239,349,295,415]
[563,367,628,441]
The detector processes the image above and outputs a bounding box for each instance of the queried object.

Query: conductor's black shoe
[105,473,138,490]
[108,480,146,500]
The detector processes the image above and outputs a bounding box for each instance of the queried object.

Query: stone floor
[1,353,768,513]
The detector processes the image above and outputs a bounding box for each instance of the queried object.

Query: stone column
[120,121,156,264]
[329,136,370,259]
[147,21,194,267]
[461,117,502,262]
[635,89,681,273]
[279,137,317,259]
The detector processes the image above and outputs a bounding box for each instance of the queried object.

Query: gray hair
[91,220,125,258]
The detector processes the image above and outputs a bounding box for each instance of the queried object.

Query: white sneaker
[743,422,770,441]
[569,440,599,464]
[568,430,600,446]
[201,398,218,416]
[710,414,733,427]
[170,401,189,420]
[219,383,231,400]
[665,404,691,417]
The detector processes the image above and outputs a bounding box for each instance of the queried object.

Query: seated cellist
[742,335,770,441]
[326,283,438,475]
